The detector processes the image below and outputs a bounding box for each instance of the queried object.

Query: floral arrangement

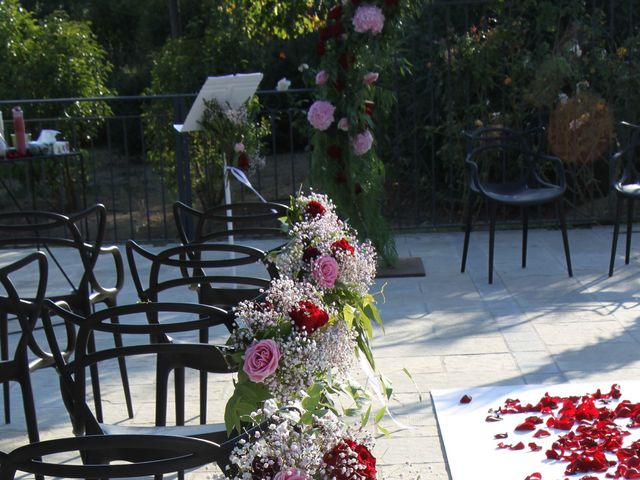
[224,192,384,434]
[200,96,269,176]
[306,0,410,265]
[216,401,378,480]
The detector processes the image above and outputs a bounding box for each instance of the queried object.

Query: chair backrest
[126,240,272,313]
[0,434,223,479]
[611,121,640,187]
[0,252,48,366]
[0,205,106,299]
[463,126,543,154]
[174,200,288,245]
[41,301,233,436]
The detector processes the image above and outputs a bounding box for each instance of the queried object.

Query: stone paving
[2,225,640,478]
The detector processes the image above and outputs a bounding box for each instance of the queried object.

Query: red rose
[316,41,326,57]
[324,440,376,480]
[332,239,355,255]
[288,300,329,333]
[334,78,346,92]
[305,200,326,217]
[320,26,331,42]
[302,246,321,263]
[238,152,250,171]
[354,182,363,195]
[327,145,342,159]
[328,5,343,20]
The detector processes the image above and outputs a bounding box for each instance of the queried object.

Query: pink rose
[312,255,339,289]
[273,469,310,480]
[315,70,329,86]
[243,339,281,382]
[352,130,374,156]
[337,117,349,131]
[353,5,385,35]
[363,72,379,86]
[234,142,245,153]
[307,100,336,131]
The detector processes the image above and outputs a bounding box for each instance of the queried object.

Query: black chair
[461,127,573,284]
[42,301,236,444]
[0,434,232,480]
[0,205,133,422]
[174,200,289,245]
[0,252,47,444]
[609,122,640,276]
[126,240,272,426]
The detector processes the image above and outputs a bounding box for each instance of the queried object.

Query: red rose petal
[494,433,508,439]
[534,429,551,438]
[460,394,472,404]
[529,442,542,452]
[486,415,503,422]
[525,474,541,480]
[510,442,525,451]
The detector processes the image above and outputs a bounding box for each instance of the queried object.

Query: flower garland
[224,192,383,434]
[307,1,408,265]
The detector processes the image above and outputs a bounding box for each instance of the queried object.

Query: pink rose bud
[337,117,349,131]
[363,72,379,86]
[312,255,339,289]
[315,70,329,86]
[307,100,336,131]
[273,469,311,480]
[243,339,281,382]
[234,142,245,153]
[352,129,374,156]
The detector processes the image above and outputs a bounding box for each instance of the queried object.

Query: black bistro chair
[126,240,272,426]
[609,122,640,276]
[0,434,233,480]
[460,127,573,284]
[41,301,238,444]
[0,205,133,422]
[0,252,47,444]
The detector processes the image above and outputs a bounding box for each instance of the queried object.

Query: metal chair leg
[1,312,9,424]
[522,207,529,269]
[609,195,622,277]
[557,200,573,277]
[488,201,496,284]
[461,193,473,273]
[626,197,634,265]
[87,332,103,423]
[175,367,185,426]
[104,297,134,419]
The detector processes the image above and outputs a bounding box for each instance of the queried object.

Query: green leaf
[361,404,372,427]
[402,367,423,402]
[374,406,386,424]
[343,304,355,328]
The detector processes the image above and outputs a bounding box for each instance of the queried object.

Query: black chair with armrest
[609,122,640,276]
[126,240,272,426]
[41,301,240,445]
[0,252,47,444]
[0,204,133,422]
[0,434,232,480]
[461,127,573,284]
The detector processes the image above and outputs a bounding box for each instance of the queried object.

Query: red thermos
[12,106,27,155]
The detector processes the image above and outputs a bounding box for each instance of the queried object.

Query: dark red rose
[302,246,320,263]
[332,239,355,255]
[324,440,376,480]
[288,300,329,333]
[460,394,472,404]
[354,182,363,195]
[329,5,343,20]
[329,23,345,38]
[320,26,331,42]
[364,100,375,116]
[335,171,347,184]
[339,52,350,70]
[251,455,280,479]
[238,152,250,171]
[334,79,346,92]
[327,145,342,159]
[316,41,326,57]
[305,200,326,217]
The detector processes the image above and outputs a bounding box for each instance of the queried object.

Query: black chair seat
[481,182,564,205]
[100,421,229,444]
[615,182,640,196]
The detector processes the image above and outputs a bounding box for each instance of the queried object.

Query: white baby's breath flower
[276,77,291,91]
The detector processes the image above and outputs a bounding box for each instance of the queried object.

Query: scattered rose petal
[460,394,472,404]
[486,415,503,422]
[494,433,508,439]
[524,474,541,480]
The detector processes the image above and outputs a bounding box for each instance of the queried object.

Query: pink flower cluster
[307,100,336,131]
[352,5,385,35]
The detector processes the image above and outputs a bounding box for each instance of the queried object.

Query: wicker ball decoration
[547,93,615,164]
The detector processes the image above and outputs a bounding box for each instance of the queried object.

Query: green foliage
[0,0,113,128]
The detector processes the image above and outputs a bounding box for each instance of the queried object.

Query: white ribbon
[224,165,268,203]
[359,355,415,430]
